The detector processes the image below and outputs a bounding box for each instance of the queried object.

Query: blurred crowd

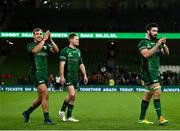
[1,46,179,87]
[1,69,179,87]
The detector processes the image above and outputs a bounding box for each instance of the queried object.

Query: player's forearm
[32,40,45,53]
[162,44,169,55]
[80,64,87,77]
[144,44,160,58]
[60,69,64,77]
[50,39,59,53]
[59,62,65,78]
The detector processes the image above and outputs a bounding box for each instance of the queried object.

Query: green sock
[153,99,162,119]
[61,100,69,111]
[26,106,34,114]
[67,104,74,118]
[139,100,149,120]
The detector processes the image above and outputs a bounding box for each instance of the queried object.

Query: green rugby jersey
[59,46,83,78]
[27,42,52,77]
[138,39,163,72]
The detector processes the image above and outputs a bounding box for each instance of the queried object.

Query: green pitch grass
[0,91,180,130]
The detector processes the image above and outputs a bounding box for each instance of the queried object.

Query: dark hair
[68,32,78,40]
[33,28,43,35]
[146,23,159,31]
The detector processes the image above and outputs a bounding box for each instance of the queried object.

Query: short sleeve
[59,48,67,62]
[138,40,147,51]
[27,42,36,53]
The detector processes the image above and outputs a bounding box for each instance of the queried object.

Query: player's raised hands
[43,30,51,41]
[157,37,166,46]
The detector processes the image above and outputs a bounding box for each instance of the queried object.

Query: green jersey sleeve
[59,48,67,61]
[27,42,36,52]
[138,40,148,51]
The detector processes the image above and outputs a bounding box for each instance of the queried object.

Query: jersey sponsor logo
[69,58,79,62]
[36,52,48,56]
[146,43,155,49]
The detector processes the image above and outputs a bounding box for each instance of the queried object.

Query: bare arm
[50,39,59,53]
[49,33,59,53]
[59,61,66,85]
[161,44,169,55]
[140,37,166,58]
[79,64,88,84]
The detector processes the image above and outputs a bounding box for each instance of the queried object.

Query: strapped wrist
[163,43,166,47]
[50,39,53,43]
[42,39,45,43]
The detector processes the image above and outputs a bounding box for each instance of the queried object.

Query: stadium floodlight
[43,1,48,4]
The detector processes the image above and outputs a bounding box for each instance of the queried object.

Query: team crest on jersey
[146,43,155,48]
[37,52,48,56]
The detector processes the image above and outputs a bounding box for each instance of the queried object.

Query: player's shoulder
[60,46,69,54]
[75,47,80,52]
[27,42,35,46]
[60,46,67,51]
[139,39,150,45]
[138,39,149,50]
[139,39,148,44]
[27,42,36,49]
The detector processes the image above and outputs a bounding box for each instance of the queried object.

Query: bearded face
[147,27,158,40]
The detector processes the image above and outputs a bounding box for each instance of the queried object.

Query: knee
[143,96,151,101]
[143,92,152,101]
[41,89,48,99]
[69,94,76,101]
[153,91,161,99]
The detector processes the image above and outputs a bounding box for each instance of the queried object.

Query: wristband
[42,39,45,43]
